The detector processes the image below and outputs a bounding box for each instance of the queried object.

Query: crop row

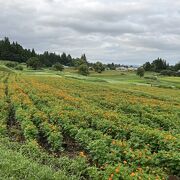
[15,75,180,177]
[7,76,63,151]
[40,77,180,133]
[2,74,159,179]
[0,73,96,180]
[0,74,8,136]
[19,76,180,151]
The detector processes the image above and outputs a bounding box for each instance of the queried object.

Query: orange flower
[137,167,142,172]
[115,167,120,173]
[108,174,114,180]
[130,172,136,177]
[123,160,127,164]
[112,140,116,145]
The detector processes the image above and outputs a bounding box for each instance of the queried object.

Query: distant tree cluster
[0,38,106,75]
[143,58,180,76]
[0,37,83,68]
[93,62,105,73]
[0,37,120,75]
[1,37,180,77]
[0,37,34,62]
[143,58,169,72]
[107,63,116,70]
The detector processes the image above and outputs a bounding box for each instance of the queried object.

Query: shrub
[15,65,23,71]
[27,57,42,70]
[175,71,180,77]
[78,64,89,76]
[93,62,105,73]
[52,63,64,71]
[136,67,145,77]
[160,70,176,76]
[143,62,152,71]
[5,62,18,68]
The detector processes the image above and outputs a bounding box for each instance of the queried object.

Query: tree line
[142,58,180,76]
[136,58,180,77]
[0,37,179,76]
[0,37,114,75]
[0,37,85,67]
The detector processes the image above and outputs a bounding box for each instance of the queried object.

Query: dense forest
[0,37,85,67]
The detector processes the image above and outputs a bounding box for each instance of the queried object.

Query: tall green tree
[174,62,180,71]
[81,54,87,62]
[107,63,116,70]
[143,62,152,71]
[31,49,36,57]
[67,54,73,66]
[151,58,168,72]
[61,52,67,65]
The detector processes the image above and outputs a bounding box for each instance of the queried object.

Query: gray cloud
[0,0,180,64]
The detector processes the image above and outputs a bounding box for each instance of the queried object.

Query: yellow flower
[79,151,86,157]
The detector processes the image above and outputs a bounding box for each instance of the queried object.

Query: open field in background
[0,63,180,179]
[1,60,179,88]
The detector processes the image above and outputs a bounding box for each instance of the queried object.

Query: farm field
[0,68,180,180]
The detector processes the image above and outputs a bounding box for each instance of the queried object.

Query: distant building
[116,66,137,71]
[116,67,127,71]
[128,67,138,71]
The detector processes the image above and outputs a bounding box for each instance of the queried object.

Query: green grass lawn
[67,69,180,89]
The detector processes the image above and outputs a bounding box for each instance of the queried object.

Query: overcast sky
[0,0,180,64]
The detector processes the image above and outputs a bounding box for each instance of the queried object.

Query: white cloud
[0,0,180,64]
